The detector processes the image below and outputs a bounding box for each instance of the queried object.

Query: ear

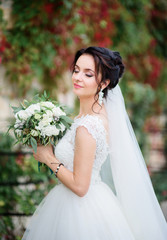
[102,79,110,90]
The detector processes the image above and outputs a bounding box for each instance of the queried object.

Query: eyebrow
[75,64,95,74]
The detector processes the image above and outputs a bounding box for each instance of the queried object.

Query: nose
[73,71,83,82]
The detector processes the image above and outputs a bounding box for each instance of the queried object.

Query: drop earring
[99,89,104,106]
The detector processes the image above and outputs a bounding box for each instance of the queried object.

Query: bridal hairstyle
[71,46,125,101]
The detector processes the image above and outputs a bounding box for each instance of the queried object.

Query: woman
[22,47,167,240]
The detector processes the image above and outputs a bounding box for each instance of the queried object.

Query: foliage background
[0,0,167,238]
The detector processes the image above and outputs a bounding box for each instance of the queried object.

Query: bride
[22,47,167,240]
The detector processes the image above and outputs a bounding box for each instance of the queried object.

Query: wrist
[46,155,60,167]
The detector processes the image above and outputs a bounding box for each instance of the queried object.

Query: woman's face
[72,54,100,99]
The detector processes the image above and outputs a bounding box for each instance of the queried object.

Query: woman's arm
[33,126,96,197]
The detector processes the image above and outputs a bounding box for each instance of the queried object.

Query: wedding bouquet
[8,91,73,171]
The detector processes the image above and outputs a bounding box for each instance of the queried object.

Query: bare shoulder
[92,105,109,132]
[75,125,96,144]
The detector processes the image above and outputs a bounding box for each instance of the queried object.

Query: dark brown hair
[71,46,125,107]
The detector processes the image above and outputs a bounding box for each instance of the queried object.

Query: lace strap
[72,115,107,144]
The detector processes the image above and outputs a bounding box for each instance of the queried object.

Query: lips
[74,83,83,88]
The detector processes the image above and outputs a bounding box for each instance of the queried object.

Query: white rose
[35,119,48,131]
[40,101,55,109]
[52,107,66,117]
[15,110,29,121]
[41,125,59,137]
[30,129,38,137]
[43,110,53,118]
[35,114,53,131]
[25,103,40,117]
[42,114,53,123]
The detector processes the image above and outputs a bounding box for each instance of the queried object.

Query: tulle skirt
[22,181,135,240]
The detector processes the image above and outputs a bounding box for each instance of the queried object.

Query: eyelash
[73,70,93,78]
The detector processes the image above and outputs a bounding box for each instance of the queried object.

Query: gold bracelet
[51,162,59,164]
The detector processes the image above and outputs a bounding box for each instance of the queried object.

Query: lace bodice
[54,115,109,184]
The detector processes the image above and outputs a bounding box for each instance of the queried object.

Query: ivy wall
[0,0,167,238]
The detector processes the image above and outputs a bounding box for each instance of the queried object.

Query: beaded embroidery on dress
[22,115,136,240]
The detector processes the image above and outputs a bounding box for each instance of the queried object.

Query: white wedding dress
[22,115,167,240]
[22,114,164,240]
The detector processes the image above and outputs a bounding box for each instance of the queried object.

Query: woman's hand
[33,144,59,165]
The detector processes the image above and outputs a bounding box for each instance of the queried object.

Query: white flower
[52,107,66,117]
[43,110,53,118]
[15,129,22,137]
[25,103,40,117]
[30,129,38,137]
[42,114,53,123]
[14,119,24,129]
[41,125,60,137]
[15,110,29,121]
[34,113,41,120]
[35,114,53,131]
[59,123,65,132]
[40,101,55,109]
[35,120,47,131]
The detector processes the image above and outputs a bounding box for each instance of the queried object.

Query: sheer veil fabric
[101,84,167,239]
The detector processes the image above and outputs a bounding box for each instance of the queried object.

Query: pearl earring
[99,89,104,106]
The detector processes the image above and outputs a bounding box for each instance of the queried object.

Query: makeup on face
[74,64,95,77]
[72,54,99,98]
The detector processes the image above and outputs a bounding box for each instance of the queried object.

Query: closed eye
[86,74,93,77]
[73,69,93,78]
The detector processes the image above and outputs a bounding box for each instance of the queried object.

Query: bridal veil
[100,84,167,239]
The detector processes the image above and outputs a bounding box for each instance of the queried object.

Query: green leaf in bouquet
[21,130,24,137]
[60,115,73,124]
[43,137,46,145]
[20,102,26,109]
[6,125,14,135]
[26,116,32,128]
[13,140,20,146]
[11,106,23,114]
[56,123,61,129]
[32,94,40,102]
[30,137,37,153]
[27,138,31,146]
[57,135,61,141]
[61,119,70,129]
[23,136,29,144]
[50,138,55,145]
[51,136,57,145]
[44,90,48,98]
[43,106,53,111]
[23,99,30,107]
[14,130,18,139]
[17,114,22,121]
